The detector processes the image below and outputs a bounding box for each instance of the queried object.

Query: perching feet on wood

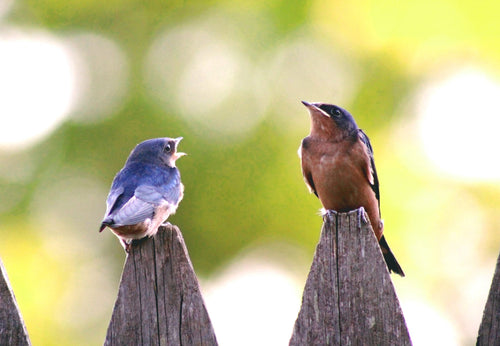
[358,206,369,228]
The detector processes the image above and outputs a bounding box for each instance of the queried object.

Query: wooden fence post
[0,258,31,346]
[289,208,412,345]
[104,224,218,345]
[477,251,500,345]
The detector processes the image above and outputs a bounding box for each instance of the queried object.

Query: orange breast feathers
[300,136,383,240]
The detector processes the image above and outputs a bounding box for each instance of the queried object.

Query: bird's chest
[305,142,367,210]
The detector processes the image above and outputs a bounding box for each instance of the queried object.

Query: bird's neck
[310,125,357,143]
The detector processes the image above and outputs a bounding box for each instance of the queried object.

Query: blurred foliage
[1,0,500,345]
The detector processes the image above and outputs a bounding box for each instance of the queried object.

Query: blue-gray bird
[99,137,185,251]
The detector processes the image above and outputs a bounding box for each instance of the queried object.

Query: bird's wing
[358,129,380,210]
[299,143,318,197]
[110,193,156,226]
[135,184,165,203]
[304,170,318,197]
[110,184,166,226]
[104,186,124,217]
[112,176,182,226]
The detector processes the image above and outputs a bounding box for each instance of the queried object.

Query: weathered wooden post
[0,259,31,346]
[477,251,500,345]
[104,224,218,345]
[289,208,411,345]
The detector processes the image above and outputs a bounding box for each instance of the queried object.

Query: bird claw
[321,209,337,222]
[328,210,338,216]
[320,208,337,216]
[121,239,132,253]
[161,221,172,228]
[358,207,369,228]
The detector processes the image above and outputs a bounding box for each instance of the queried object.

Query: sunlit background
[0,0,499,345]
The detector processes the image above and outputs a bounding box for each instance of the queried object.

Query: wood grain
[290,208,411,345]
[105,224,217,346]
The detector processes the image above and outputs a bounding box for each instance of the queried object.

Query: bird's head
[127,137,186,167]
[302,101,358,141]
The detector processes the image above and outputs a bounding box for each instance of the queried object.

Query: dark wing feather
[358,129,380,213]
[305,171,318,197]
[299,140,318,197]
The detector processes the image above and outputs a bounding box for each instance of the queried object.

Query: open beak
[173,137,186,161]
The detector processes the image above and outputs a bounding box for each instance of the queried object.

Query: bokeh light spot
[402,299,459,345]
[417,66,500,181]
[65,32,129,123]
[144,16,269,141]
[0,0,13,20]
[203,248,303,346]
[0,30,77,150]
[268,35,359,130]
[177,42,239,116]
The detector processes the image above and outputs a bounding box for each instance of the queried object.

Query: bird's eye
[332,109,341,117]
[164,144,172,153]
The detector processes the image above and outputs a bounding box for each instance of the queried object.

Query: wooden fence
[1,207,499,345]
[104,225,217,345]
[290,209,411,345]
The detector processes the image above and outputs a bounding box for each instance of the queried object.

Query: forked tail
[379,235,405,277]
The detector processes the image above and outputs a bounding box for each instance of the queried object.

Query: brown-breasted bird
[299,101,404,276]
[99,137,185,251]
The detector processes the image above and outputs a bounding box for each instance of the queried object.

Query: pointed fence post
[289,208,412,345]
[0,259,31,346]
[477,251,500,345]
[104,224,218,345]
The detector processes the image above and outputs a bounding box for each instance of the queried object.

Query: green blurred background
[1,0,500,345]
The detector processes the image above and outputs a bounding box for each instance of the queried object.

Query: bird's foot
[121,239,132,253]
[161,221,172,228]
[321,209,338,222]
[358,207,369,228]
[320,208,337,216]
[328,209,338,217]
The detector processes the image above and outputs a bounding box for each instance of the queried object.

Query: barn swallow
[299,101,404,276]
[99,137,185,251]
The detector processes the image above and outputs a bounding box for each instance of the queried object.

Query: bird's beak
[174,137,183,145]
[173,137,186,161]
[173,152,187,160]
[301,101,329,118]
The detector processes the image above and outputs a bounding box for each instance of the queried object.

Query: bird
[99,137,186,251]
[299,101,404,276]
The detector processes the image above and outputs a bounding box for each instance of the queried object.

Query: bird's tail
[379,235,405,277]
